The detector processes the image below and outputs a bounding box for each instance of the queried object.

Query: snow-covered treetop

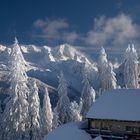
[98,47,108,64]
[90,87,96,103]
[130,44,138,62]
[100,46,106,54]
[11,37,27,68]
[14,37,19,46]
[123,44,138,63]
[131,44,136,53]
[9,37,28,84]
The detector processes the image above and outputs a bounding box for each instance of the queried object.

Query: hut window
[126,126,134,132]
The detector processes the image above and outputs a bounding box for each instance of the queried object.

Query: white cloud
[63,32,79,43]
[86,14,139,46]
[32,14,139,47]
[33,19,79,43]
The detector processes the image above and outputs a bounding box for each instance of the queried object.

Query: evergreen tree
[122,44,131,62]
[2,38,30,140]
[98,47,108,92]
[41,87,53,135]
[81,56,96,85]
[98,47,108,71]
[101,62,117,91]
[98,47,117,92]
[52,108,60,129]
[123,44,139,88]
[56,72,72,124]
[28,79,41,140]
[70,101,82,122]
[81,74,96,118]
[8,37,28,86]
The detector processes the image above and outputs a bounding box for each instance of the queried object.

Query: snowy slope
[22,44,98,98]
[0,44,98,106]
[44,123,93,140]
[44,122,103,140]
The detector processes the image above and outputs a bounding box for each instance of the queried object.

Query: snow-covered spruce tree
[98,47,108,73]
[56,71,72,124]
[98,47,117,92]
[97,47,108,92]
[102,62,117,91]
[80,74,96,118]
[123,44,139,88]
[81,56,96,85]
[52,108,60,129]
[8,37,28,85]
[28,79,41,140]
[41,87,53,135]
[122,44,131,62]
[70,101,82,122]
[2,38,30,140]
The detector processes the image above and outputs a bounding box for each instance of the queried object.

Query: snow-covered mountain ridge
[1,42,137,106]
[0,43,98,104]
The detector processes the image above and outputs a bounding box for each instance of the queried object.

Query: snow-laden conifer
[98,47,117,92]
[80,74,96,118]
[2,38,30,140]
[52,108,60,129]
[70,101,82,122]
[8,37,28,86]
[41,87,53,135]
[56,71,72,124]
[123,44,139,88]
[28,79,41,140]
[101,62,117,91]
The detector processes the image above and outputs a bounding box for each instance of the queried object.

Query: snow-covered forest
[0,38,139,140]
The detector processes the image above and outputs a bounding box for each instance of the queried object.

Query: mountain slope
[0,43,98,106]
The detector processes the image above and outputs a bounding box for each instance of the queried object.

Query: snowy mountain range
[0,43,137,106]
[0,43,98,106]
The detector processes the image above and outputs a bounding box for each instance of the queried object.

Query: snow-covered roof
[87,89,140,121]
[44,123,92,140]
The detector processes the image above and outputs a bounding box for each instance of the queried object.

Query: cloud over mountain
[32,18,79,44]
[86,14,139,46]
[31,14,140,47]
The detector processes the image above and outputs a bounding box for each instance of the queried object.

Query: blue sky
[0,0,140,47]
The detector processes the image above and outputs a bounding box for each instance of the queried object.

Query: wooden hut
[86,89,140,139]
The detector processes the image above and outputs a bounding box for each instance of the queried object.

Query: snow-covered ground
[44,122,103,140]
[44,123,100,140]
